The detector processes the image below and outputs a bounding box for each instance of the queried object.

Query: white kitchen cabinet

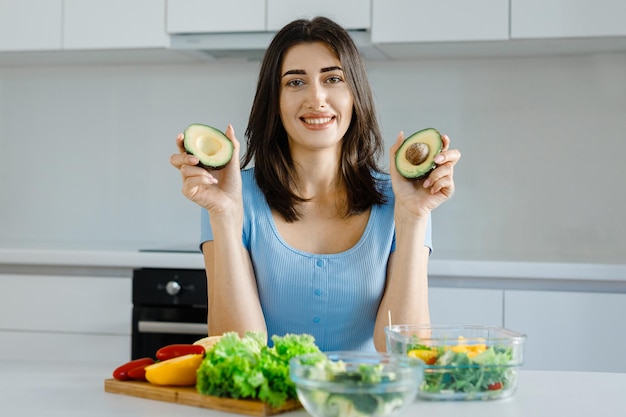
[505,290,626,373]
[511,0,626,39]
[0,0,62,51]
[64,0,168,49]
[166,0,265,34]
[0,273,131,362]
[371,0,509,43]
[167,0,370,34]
[429,288,504,327]
[266,0,371,31]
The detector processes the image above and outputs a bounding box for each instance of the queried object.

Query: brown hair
[243,16,386,222]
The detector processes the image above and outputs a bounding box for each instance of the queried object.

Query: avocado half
[395,128,443,179]
[183,124,233,170]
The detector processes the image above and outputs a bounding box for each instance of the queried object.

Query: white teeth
[303,117,332,125]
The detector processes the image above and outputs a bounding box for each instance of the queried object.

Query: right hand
[169,124,243,217]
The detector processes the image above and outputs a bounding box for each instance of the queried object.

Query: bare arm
[374,132,460,351]
[171,125,267,339]
[374,218,430,351]
[203,236,266,338]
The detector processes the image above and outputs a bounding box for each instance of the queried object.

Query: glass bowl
[289,351,423,417]
[385,324,526,401]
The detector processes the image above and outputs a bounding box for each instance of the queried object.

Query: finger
[448,148,462,164]
[433,134,450,164]
[182,170,218,194]
[390,131,405,154]
[181,178,211,201]
[223,124,242,171]
[424,164,454,193]
[224,124,240,149]
[173,133,197,169]
[180,171,219,202]
[432,148,462,168]
[389,132,405,175]
[441,134,450,152]
[170,152,199,170]
[430,176,454,196]
[180,162,210,177]
[170,153,184,169]
[423,162,453,189]
[176,133,186,153]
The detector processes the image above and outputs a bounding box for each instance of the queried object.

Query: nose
[306,81,327,110]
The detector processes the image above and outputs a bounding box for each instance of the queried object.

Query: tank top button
[313,317,320,323]
[316,259,324,267]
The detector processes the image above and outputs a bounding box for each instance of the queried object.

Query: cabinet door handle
[137,320,207,335]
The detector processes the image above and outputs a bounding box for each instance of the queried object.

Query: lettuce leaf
[196,331,321,407]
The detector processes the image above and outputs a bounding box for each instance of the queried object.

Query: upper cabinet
[371,0,509,43]
[2,0,626,61]
[166,0,265,34]
[165,0,373,58]
[64,0,168,49]
[266,0,370,31]
[0,0,63,51]
[166,0,370,34]
[511,0,626,39]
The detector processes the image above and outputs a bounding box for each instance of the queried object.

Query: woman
[170,17,461,352]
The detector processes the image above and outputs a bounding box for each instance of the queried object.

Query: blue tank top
[200,168,432,352]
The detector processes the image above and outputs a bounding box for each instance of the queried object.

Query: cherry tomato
[112,358,155,381]
[156,344,205,361]
[488,382,503,390]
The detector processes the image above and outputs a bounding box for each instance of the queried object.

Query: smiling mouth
[301,117,334,125]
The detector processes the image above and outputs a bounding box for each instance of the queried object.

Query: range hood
[168,30,388,61]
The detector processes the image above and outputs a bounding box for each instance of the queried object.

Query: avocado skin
[395,128,443,180]
[183,123,233,170]
[186,151,230,171]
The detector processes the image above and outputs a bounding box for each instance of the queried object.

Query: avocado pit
[405,142,430,166]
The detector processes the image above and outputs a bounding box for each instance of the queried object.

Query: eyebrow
[281,66,343,78]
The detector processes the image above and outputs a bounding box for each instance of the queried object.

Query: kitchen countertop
[0,247,206,269]
[1,360,625,417]
[1,245,625,283]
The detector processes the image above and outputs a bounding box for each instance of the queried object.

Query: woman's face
[279,42,354,154]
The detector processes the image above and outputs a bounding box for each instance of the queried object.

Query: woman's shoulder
[241,166,255,183]
[372,170,393,200]
[241,167,264,201]
[372,170,391,182]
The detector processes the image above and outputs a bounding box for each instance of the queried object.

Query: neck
[290,146,343,200]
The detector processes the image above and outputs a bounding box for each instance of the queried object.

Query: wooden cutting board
[104,379,302,416]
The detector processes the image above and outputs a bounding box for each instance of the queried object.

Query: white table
[1,360,625,416]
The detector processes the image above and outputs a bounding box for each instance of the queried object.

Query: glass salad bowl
[385,324,526,401]
[289,351,423,417]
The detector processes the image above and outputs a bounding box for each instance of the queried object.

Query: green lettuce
[196,331,321,407]
[418,345,515,396]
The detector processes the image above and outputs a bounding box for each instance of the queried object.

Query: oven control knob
[165,280,181,296]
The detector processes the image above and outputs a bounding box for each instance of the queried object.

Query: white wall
[1,52,625,263]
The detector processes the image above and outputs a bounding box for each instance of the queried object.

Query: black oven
[131,268,208,359]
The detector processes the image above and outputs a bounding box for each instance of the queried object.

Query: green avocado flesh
[183,124,233,169]
[395,128,443,179]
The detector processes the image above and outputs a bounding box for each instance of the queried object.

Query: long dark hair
[243,16,386,222]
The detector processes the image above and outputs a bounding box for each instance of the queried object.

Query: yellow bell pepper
[145,353,204,386]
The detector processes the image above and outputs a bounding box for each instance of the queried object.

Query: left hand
[389,132,461,219]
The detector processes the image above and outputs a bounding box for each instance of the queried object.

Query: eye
[285,78,305,88]
[325,75,343,84]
